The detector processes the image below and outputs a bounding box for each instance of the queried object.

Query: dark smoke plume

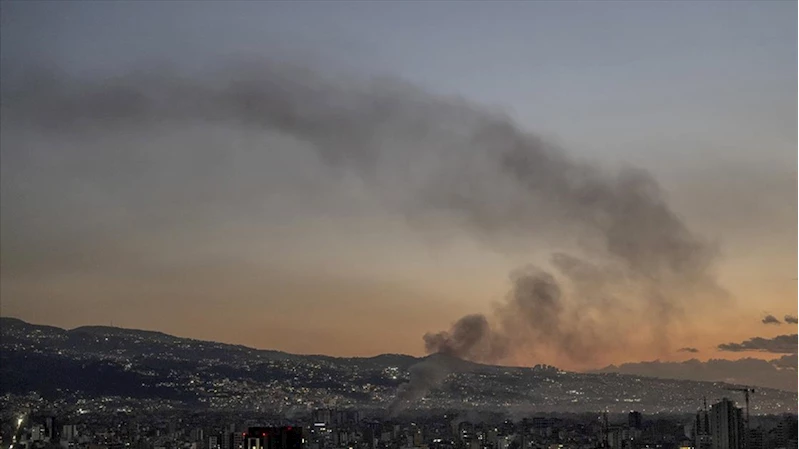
[385,355,465,417]
[423,314,509,363]
[418,263,620,366]
[0,61,726,414]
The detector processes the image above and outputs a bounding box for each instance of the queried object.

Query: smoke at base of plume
[0,60,727,413]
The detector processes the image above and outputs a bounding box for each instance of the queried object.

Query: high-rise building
[61,425,77,442]
[709,398,743,449]
[32,425,47,442]
[696,399,712,449]
[229,432,244,449]
[608,427,624,449]
[312,410,332,427]
[747,428,763,449]
[775,415,799,449]
[628,412,642,430]
[333,410,360,428]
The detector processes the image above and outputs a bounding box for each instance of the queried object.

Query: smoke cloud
[421,261,626,365]
[423,314,509,363]
[1,60,726,414]
[785,315,798,324]
[385,355,465,417]
[678,347,700,353]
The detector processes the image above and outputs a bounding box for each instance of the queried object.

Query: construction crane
[726,386,755,449]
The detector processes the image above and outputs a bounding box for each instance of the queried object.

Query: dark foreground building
[244,427,303,449]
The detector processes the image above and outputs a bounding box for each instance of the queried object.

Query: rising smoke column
[385,356,462,417]
[0,61,727,413]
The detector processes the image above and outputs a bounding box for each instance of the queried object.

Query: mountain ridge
[1,316,796,415]
[0,316,489,367]
[0,316,793,386]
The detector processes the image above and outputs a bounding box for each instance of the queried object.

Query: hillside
[1,317,795,415]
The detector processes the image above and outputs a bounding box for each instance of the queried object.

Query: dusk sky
[0,1,796,381]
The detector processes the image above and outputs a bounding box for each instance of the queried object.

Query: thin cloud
[597,357,797,392]
[678,347,699,353]
[717,334,797,354]
[762,314,782,325]
[770,353,797,370]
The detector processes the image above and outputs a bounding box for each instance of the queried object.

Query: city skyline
[0,0,796,387]
[7,405,795,449]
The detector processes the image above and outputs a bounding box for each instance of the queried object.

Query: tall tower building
[696,398,712,449]
[229,431,244,449]
[776,415,799,449]
[747,428,764,449]
[628,412,642,430]
[709,398,744,449]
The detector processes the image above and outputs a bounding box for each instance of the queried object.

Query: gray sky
[0,1,796,372]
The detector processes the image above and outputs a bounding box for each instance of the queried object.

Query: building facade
[709,398,744,449]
